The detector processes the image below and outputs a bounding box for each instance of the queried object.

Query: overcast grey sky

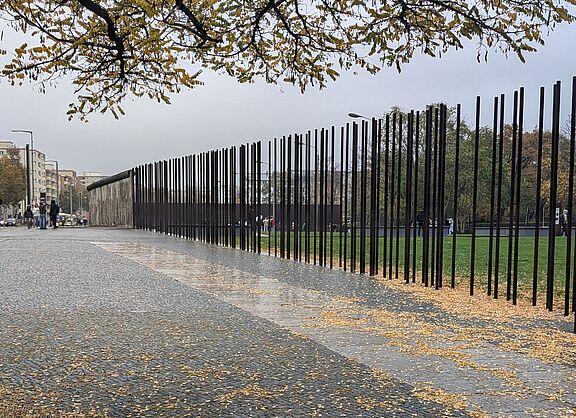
[0,23,575,175]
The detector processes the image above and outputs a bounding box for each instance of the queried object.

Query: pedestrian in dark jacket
[24,206,33,229]
[416,210,425,236]
[39,201,47,229]
[49,200,60,229]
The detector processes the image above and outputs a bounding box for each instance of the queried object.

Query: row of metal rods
[132,77,576,331]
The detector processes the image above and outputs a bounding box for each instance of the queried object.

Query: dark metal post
[568,78,576,315]
[383,115,390,278]
[395,115,403,280]
[470,96,481,296]
[431,109,438,288]
[306,133,311,263]
[404,112,414,283]
[330,127,336,269]
[389,113,397,280]
[192,155,197,240]
[370,118,379,276]
[494,94,505,299]
[571,77,576,314]
[487,97,499,294]
[339,127,345,268]
[294,135,300,260]
[240,146,246,250]
[257,141,262,254]
[451,105,461,288]
[532,87,545,306]
[280,137,286,258]
[351,123,359,273]
[313,132,318,264]
[319,130,325,265]
[547,81,561,311]
[343,125,350,271]
[412,112,420,283]
[437,105,448,288]
[324,131,329,266]
[274,138,278,256]
[507,91,519,301]
[360,121,368,274]
[512,88,525,305]
[375,118,382,277]
[287,137,292,259]
[422,108,432,287]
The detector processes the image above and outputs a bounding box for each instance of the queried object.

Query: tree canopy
[381,105,574,232]
[0,156,26,207]
[0,0,574,120]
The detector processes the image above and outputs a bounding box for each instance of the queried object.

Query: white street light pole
[12,130,35,205]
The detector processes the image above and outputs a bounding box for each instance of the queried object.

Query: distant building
[0,140,15,152]
[78,172,106,188]
[0,140,46,209]
[45,162,58,203]
[1,140,100,217]
[58,169,78,194]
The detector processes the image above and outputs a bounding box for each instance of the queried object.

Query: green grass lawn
[250,231,574,301]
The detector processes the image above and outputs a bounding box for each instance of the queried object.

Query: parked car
[57,213,71,226]
[5,217,17,227]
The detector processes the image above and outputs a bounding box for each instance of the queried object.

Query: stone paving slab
[0,227,463,417]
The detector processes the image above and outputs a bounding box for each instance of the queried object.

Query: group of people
[416,210,454,236]
[261,216,276,231]
[232,208,575,237]
[23,199,60,229]
[414,209,573,237]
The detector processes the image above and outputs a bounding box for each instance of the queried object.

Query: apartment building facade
[0,140,46,208]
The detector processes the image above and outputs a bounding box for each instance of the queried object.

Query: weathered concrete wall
[88,173,133,227]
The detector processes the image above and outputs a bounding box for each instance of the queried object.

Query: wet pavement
[1,227,575,417]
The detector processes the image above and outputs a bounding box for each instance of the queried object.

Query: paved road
[0,227,575,417]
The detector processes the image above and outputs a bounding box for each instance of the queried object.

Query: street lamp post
[25,144,31,207]
[348,112,372,121]
[69,181,73,218]
[349,111,383,140]
[46,160,59,203]
[12,130,34,205]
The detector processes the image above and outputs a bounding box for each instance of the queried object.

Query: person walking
[24,206,33,229]
[49,200,60,229]
[416,210,424,236]
[561,209,569,236]
[448,217,454,235]
[39,200,47,229]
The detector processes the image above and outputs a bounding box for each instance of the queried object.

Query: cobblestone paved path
[1,227,575,417]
